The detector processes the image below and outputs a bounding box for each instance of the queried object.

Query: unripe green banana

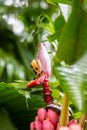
[54,0,82,65]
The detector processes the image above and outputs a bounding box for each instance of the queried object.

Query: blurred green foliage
[0,0,58,82]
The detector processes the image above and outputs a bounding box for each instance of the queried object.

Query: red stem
[42,77,52,105]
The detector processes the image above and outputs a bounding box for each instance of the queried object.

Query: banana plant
[0,0,87,130]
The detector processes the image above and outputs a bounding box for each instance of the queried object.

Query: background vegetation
[0,0,87,130]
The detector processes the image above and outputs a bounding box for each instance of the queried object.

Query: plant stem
[59,93,69,127]
[79,113,87,127]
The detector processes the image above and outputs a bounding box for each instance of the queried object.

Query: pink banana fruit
[37,108,46,122]
[43,119,54,130]
[30,121,42,130]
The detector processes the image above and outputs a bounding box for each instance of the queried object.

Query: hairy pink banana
[30,121,42,130]
[30,122,34,130]
[35,116,39,122]
[37,108,46,122]
[69,124,82,130]
[46,108,59,128]
[67,119,78,127]
[59,127,69,130]
[43,119,54,130]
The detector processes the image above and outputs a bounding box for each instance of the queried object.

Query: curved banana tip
[27,79,40,88]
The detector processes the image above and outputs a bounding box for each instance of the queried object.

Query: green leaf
[0,108,17,130]
[54,13,66,31]
[54,0,87,65]
[75,10,87,61]
[51,89,62,102]
[84,0,87,4]
[74,112,82,119]
[46,0,87,5]
[37,15,55,34]
[46,0,71,5]
[54,53,87,113]
[48,13,66,42]
[0,82,45,130]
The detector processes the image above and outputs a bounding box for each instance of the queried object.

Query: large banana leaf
[54,0,87,114]
[0,82,45,130]
[54,53,87,113]
[54,0,87,64]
